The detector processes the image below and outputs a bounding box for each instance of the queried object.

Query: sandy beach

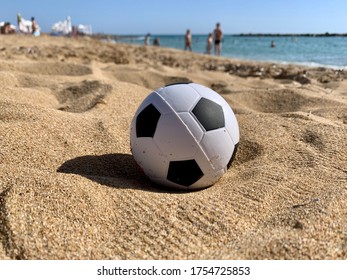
[0,34,346,260]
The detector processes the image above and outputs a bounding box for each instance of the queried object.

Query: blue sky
[1,0,346,34]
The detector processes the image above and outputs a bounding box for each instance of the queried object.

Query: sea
[116,34,347,69]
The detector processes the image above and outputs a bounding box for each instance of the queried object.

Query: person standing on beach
[31,17,38,34]
[153,37,160,46]
[185,29,192,51]
[144,33,151,45]
[213,22,223,56]
[206,33,213,54]
[17,13,22,31]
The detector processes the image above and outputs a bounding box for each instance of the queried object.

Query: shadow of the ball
[57,153,209,193]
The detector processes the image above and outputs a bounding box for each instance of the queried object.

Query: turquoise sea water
[118,35,347,69]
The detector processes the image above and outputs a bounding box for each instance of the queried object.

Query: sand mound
[230,88,344,114]
[57,80,112,112]
[21,61,93,76]
[102,64,193,90]
[0,35,347,260]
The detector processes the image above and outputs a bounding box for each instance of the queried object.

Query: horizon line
[91,32,347,37]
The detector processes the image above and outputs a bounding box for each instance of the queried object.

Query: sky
[0,0,346,35]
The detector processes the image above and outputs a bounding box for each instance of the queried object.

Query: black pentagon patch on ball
[167,159,203,186]
[192,97,225,131]
[136,104,161,137]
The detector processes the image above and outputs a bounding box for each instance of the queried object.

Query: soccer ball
[130,82,239,190]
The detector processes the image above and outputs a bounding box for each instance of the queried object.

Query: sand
[0,34,346,260]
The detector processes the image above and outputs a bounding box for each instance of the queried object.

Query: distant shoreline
[91,33,347,40]
[237,33,347,37]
